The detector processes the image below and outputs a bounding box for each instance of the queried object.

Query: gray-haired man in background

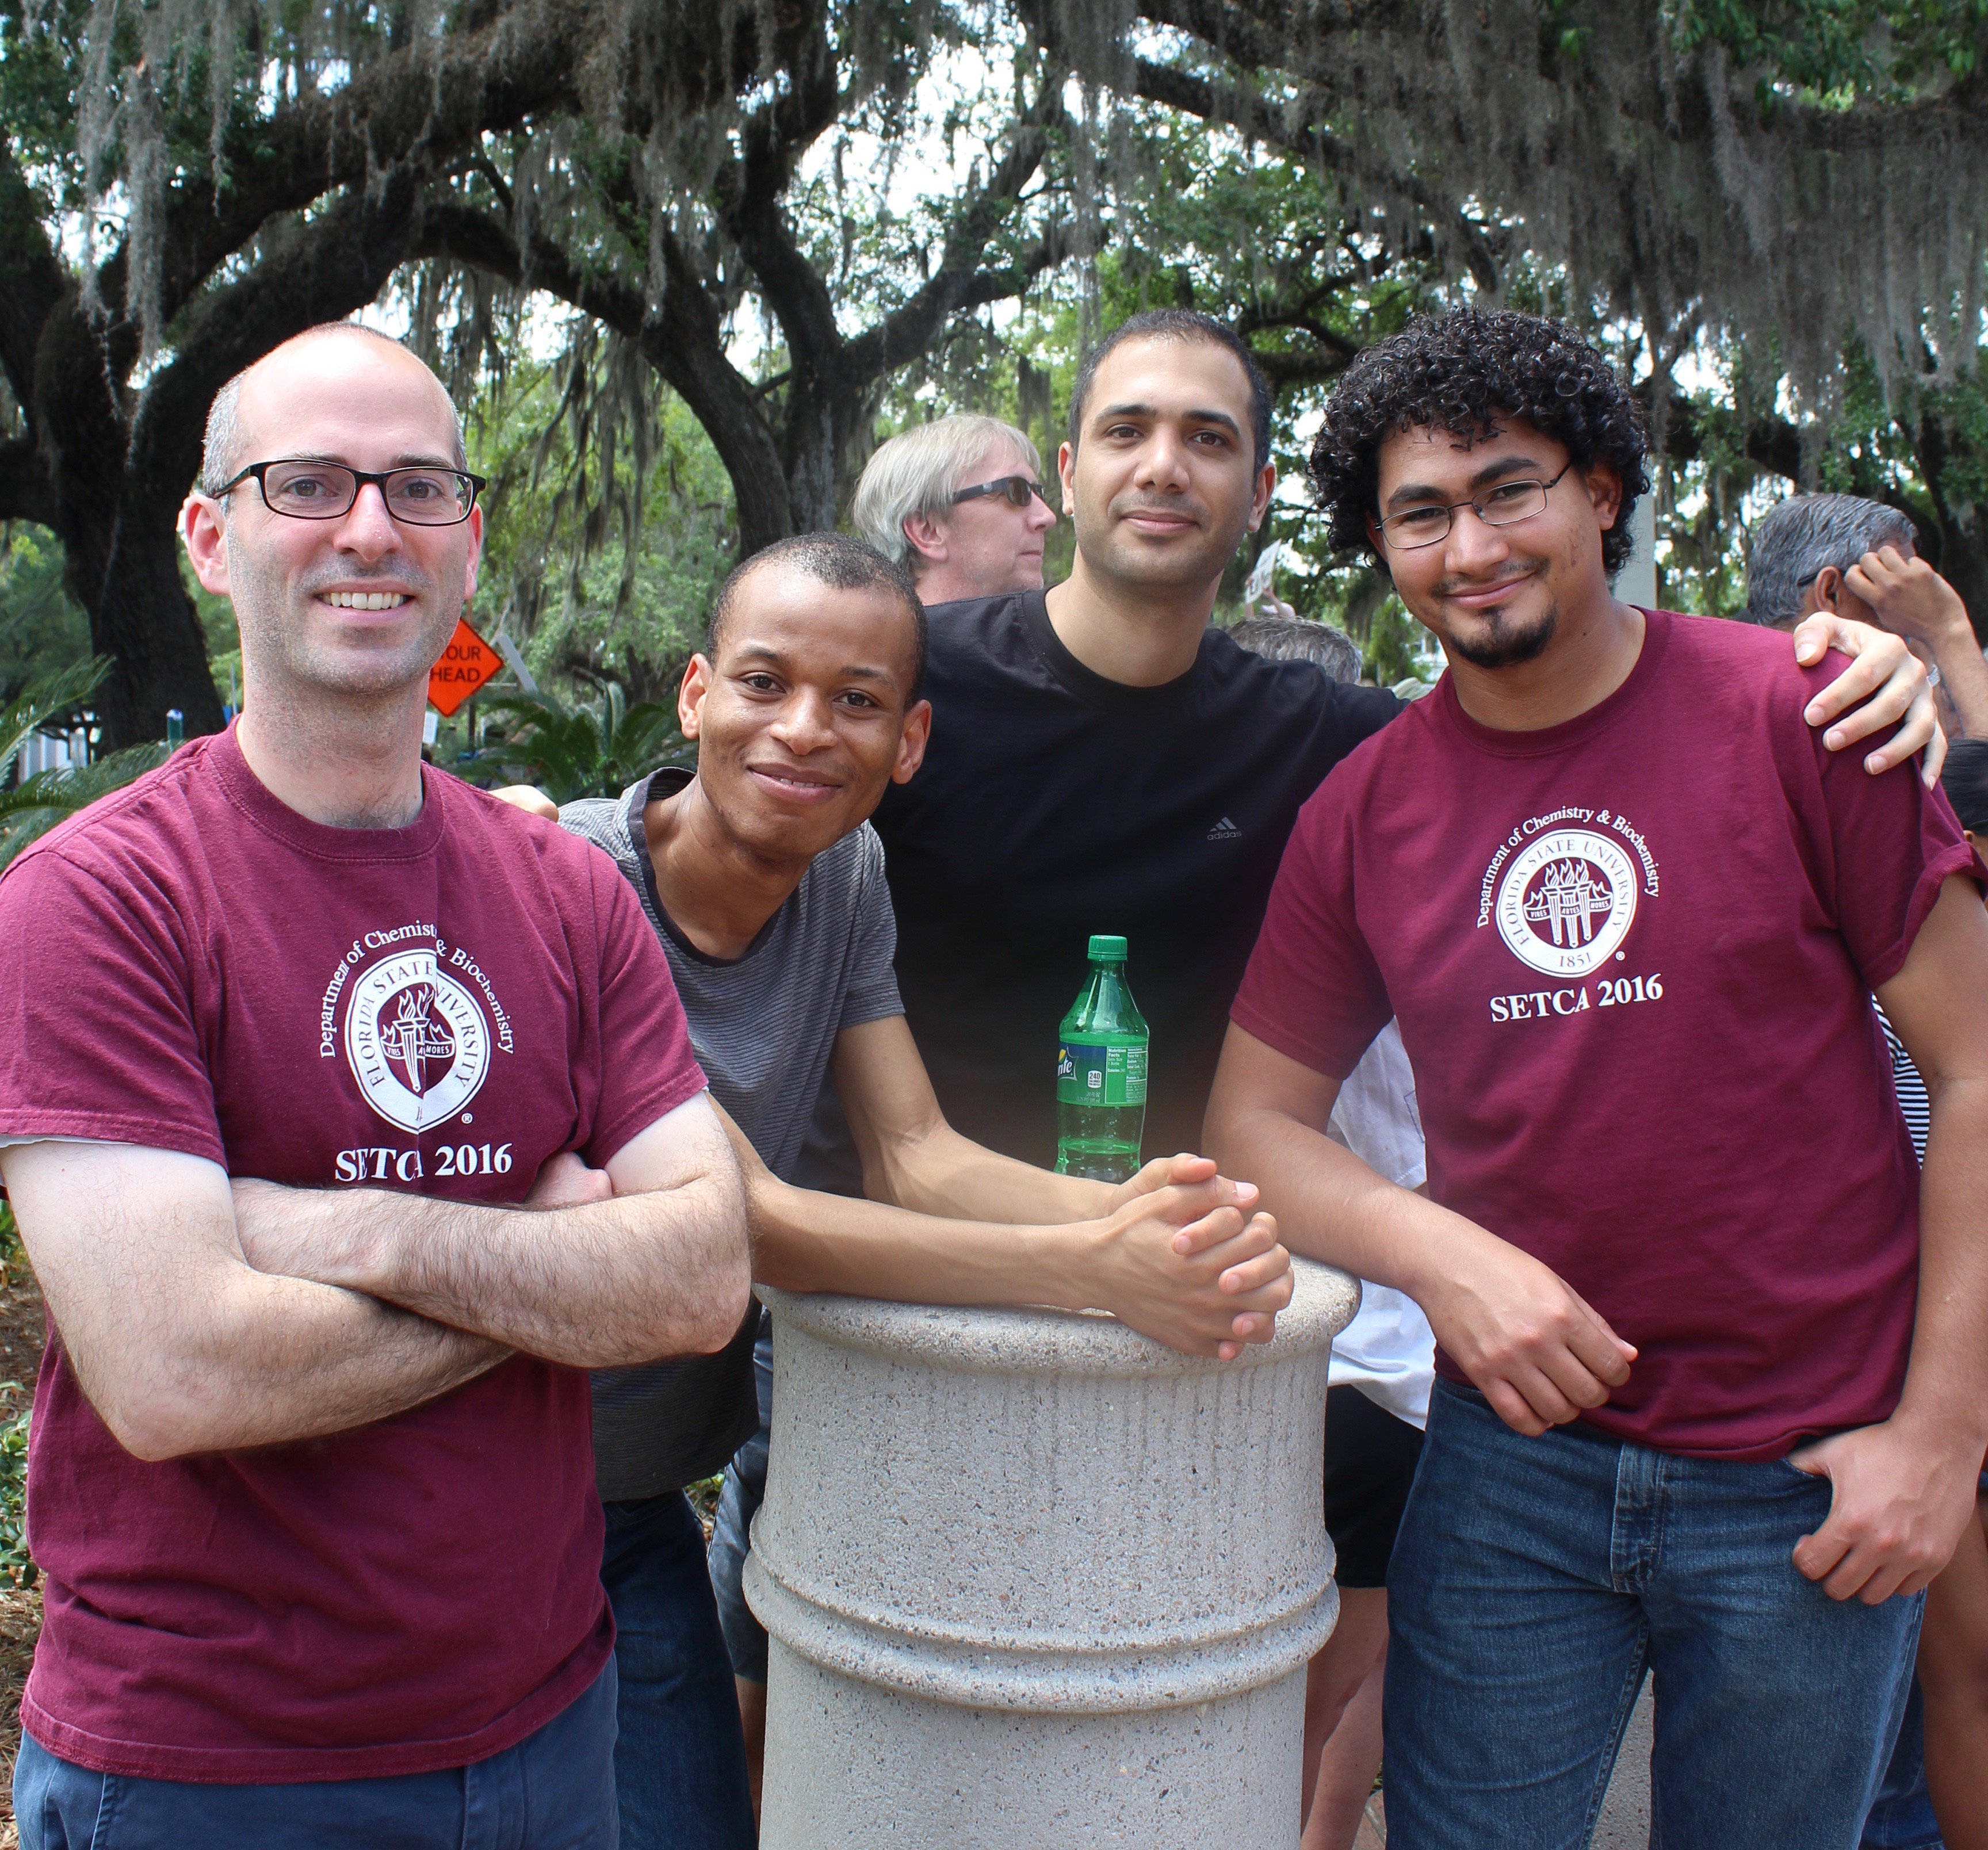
[851,413,1058,603]
[1747,488,1988,1850]
[1225,614,1365,683]
[1748,492,1988,738]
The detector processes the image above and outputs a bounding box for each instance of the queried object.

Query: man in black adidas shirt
[871,309,1943,1169]
[876,557,1395,1165]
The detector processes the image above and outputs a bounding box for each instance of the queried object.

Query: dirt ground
[0,1255,47,1850]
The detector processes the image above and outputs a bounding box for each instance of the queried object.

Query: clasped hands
[519,1149,1298,1365]
[1089,1153,1293,1362]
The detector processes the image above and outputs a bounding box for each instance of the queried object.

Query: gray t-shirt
[560,767,903,1499]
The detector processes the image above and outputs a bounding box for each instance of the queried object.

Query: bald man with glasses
[0,322,752,1849]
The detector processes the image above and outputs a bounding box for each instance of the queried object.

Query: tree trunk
[778,360,864,534]
[34,303,223,744]
[1912,411,1988,648]
[643,232,796,557]
[81,503,225,744]
[26,171,427,745]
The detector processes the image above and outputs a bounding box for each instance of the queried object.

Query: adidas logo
[1206,816,1242,841]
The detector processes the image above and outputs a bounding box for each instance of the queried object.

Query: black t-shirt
[871,589,1400,1168]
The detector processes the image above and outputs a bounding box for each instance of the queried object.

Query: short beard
[1449,602,1558,670]
[1076,496,1237,595]
[230,538,453,701]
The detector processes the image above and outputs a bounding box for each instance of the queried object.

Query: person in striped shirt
[1749,506,1988,1850]
[1916,740,1988,1850]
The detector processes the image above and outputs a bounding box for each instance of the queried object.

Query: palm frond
[465,686,687,803]
[0,742,171,872]
[0,657,114,786]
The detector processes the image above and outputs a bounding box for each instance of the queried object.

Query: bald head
[201,325,467,496]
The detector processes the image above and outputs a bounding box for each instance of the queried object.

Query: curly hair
[1309,308,1651,578]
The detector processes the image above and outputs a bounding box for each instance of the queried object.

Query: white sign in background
[1244,542,1285,606]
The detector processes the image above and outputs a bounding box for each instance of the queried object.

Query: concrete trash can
[746,1258,1359,1847]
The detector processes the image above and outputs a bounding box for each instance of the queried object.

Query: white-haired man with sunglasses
[851,414,1058,602]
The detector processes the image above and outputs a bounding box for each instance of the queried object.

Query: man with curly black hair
[1207,306,1988,1847]
[1309,307,1653,588]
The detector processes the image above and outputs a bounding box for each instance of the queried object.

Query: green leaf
[464,686,687,804]
[0,656,114,788]
[0,1401,33,1588]
[0,659,170,870]
[0,742,173,870]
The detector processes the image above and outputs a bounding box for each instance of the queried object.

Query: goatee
[1451,603,1558,670]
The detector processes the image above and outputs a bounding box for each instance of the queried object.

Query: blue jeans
[706,1312,773,1684]
[16,1658,618,1850]
[1861,1677,1944,1849]
[598,1490,756,1850]
[1385,1380,1922,1850]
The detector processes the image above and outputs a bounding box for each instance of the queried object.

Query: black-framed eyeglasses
[216,459,487,526]
[950,474,1050,511]
[1378,463,1574,551]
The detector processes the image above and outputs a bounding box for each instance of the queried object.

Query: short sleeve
[582,854,709,1167]
[0,846,224,1163]
[837,827,904,1034]
[1810,718,1982,991]
[1229,778,1394,1081]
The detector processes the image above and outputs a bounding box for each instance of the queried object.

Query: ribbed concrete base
[762,1644,1308,1847]
[748,1261,1359,1850]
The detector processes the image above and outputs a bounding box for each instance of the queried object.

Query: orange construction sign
[428,618,504,717]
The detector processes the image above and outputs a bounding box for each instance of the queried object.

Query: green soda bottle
[1054,935,1149,1183]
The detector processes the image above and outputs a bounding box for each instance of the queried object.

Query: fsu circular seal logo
[1494,829,1639,976]
[343,951,491,1132]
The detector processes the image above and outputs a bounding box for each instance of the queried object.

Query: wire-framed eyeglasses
[216,459,487,526]
[1378,463,1574,551]
[950,475,1050,511]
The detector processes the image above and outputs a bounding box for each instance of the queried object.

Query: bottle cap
[1088,934,1127,962]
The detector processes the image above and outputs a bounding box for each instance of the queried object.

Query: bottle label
[1056,1039,1148,1107]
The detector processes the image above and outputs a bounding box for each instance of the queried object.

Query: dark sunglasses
[950,475,1050,511]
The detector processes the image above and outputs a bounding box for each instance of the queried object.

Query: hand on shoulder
[1788,612,1944,784]
[490,784,559,820]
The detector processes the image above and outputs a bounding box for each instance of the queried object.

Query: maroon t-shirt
[0,727,707,1782]
[1232,610,1981,1460]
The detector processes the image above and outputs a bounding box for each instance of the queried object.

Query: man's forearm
[1894,1074,1988,1454]
[1928,621,1988,737]
[1,1140,510,1462]
[749,1166,1102,1308]
[744,1167,1292,1359]
[870,1119,1115,1224]
[90,1267,506,1461]
[1214,1099,1467,1293]
[1211,1088,1637,1431]
[235,1174,748,1368]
